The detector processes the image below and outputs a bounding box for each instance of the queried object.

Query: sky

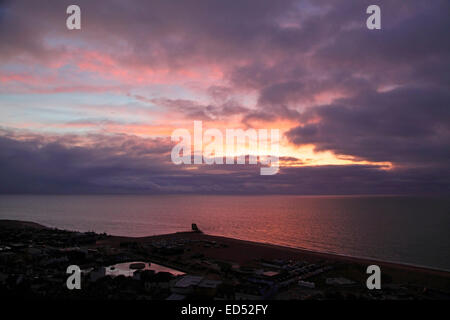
[0,0,449,194]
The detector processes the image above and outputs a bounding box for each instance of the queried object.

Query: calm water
[0,195,449,270]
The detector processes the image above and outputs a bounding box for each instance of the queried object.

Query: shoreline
[179,232,450,275]
[1,219,449,278]
[99,230,450,279]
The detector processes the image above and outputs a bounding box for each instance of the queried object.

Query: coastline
[2,218,449,278]
[0,220,450,300]
[1,219,449,299]
[99,230,450,280]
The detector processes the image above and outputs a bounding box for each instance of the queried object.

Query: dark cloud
[0,0,299,67]
[0,1,449,194]
[2,0,448,101]
[0,134,448,195]
[286,86,450,168]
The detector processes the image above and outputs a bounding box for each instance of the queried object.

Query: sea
[0,194,449,271]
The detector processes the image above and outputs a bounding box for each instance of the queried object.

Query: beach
[99,229,450,291]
